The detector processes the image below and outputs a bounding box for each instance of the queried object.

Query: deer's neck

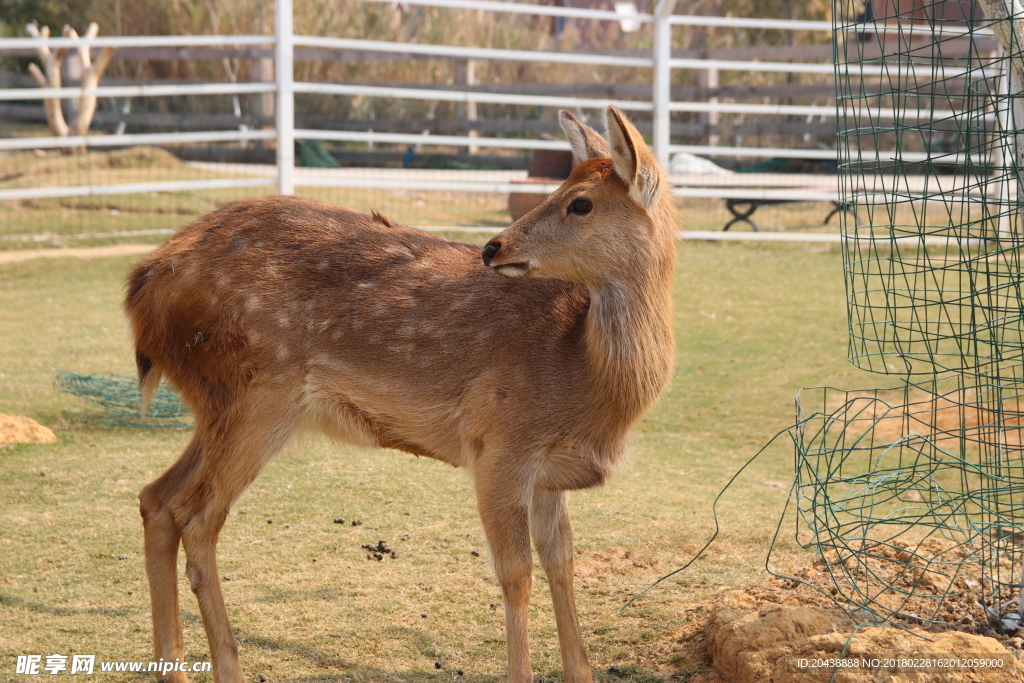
[582,259,674,433]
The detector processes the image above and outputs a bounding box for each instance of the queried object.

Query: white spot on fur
[385,246,415,260]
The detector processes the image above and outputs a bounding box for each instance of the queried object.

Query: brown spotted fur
[125,106,676,683]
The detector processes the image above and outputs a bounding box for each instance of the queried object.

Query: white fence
[0,0,1004,213]
[0,0,852,209]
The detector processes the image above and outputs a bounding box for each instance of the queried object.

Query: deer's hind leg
[140,433,204,683]
[144,400,294,683]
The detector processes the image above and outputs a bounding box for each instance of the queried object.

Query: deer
[124,105,677,683]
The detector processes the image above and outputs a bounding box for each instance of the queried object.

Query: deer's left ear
[604,106,662,210]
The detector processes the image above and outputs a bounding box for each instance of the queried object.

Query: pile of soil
[705,590,1022,682]
[25,146,183,177]
[671,539,1024,682]
[102,146,183,169]
[0,413,57,444]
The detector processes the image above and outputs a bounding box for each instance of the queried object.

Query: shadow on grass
[0,592,669,683]
[0,592,135,618]
[271,671,501,683]
[269,664,666,683]
[237,625,459,670]
[382,626,441,659]
[236,631,347,669]
[236,626,666,682]
[248,586,348,605]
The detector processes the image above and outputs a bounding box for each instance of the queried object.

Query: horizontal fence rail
[292,36,655,68]
[294,128,572,151]
[0,83,277,102]
[1,0,997,216]
[361,0,994,36]
[0,178,275,202]
[0,129,276,151]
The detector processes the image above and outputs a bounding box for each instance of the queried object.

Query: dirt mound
[15,146,183,179]
[705,590,1023,682]
[656,536,1024,682]
[766,538,1023,635]
[0,414,57,444]
[576,547,660,583]
[103,146,182,168]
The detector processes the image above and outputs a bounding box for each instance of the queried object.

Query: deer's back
[126,196,592,465]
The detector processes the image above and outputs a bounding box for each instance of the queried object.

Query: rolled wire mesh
[788,0,1024,631]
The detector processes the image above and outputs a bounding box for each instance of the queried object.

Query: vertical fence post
[276,0,295,195]
[652,0,677,168]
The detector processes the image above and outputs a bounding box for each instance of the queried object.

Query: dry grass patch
[0,240,875,681]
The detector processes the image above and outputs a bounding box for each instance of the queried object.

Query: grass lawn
[0,235,880,682]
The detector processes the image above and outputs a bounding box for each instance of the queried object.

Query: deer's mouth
[494,261,532,277]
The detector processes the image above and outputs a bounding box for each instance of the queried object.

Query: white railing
[0,0,912,206]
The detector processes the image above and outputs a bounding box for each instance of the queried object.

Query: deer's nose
[482,241,501,267]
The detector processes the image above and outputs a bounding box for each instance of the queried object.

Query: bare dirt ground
[0,243,157,264]
[0,413,58,444]
[671,539,1024,682]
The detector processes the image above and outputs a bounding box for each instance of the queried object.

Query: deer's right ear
[559,111,609,165]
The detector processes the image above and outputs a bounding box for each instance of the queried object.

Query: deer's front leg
[531,487,592,683]
[474,453,534,683]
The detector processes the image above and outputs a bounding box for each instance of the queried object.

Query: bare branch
[25,22,70,139]
[80,23,101,70]
[26,62,48,89]
[90,47,116,81]
[73,44,118,137]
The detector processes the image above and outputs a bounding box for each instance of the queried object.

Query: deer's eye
[570,198,593,215]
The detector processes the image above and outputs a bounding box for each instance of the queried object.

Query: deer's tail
[136,351,162,417]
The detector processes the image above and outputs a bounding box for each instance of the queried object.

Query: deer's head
[482,106,671,287]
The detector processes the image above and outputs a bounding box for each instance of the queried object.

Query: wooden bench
[669,172,1000,231]
[669,172,848,231]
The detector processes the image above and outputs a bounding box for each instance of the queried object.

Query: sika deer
[125,106,677,683]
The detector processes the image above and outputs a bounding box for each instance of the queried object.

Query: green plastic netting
[54,371,192,428]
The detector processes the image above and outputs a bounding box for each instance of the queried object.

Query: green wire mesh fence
[783,0,1024,632]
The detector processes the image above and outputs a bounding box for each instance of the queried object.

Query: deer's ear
[559,110,609,165]
[604,106,661,210]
